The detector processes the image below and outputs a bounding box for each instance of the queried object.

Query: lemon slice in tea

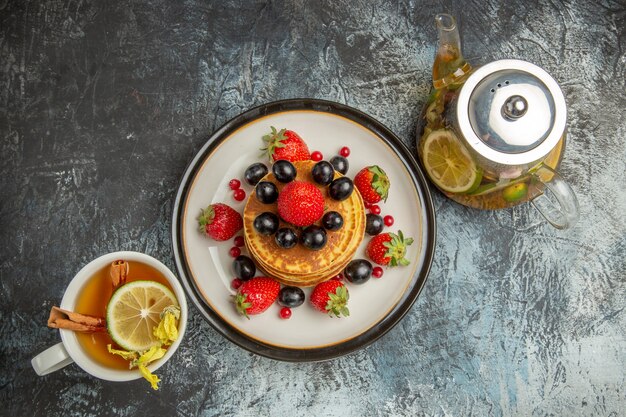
[422,129,482,193]
[106,281,178,352]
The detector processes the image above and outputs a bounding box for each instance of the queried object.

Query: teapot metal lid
[456,59,567,166]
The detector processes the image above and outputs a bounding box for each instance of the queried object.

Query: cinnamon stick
[110,260,129,289]
[47,306,106,333]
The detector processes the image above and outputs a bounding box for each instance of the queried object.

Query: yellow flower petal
[161,305,181,320]
[138,364,161,390]
[107,305,180,391]
[153,306,180,345]
[107,344,138,362]
[135,346,167,366]
[131,346,167,390]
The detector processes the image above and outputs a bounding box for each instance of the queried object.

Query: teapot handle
[530,165,579,229]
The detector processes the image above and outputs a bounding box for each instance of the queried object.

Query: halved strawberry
[261,127,311,162]
[198,203,243,241]
[354,165,390,204]
[234,277,280,318]
[366,230,413,267]
[310,280,349,318]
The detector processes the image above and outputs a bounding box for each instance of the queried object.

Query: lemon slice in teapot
[422,129,482,194]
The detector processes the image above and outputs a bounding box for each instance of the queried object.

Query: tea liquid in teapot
[431,14,471,90]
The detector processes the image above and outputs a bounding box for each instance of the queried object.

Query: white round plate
[172,99,436,361]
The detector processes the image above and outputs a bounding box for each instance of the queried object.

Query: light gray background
[1,0,624,416]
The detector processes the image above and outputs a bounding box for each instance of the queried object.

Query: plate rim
[171,98,436,362]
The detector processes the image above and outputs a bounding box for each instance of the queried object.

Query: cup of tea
[31,251,188,382]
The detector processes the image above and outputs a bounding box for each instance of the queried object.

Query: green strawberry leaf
[398,258,410,266]
[382,230,414,268]
[261,126,288,161]
[233,293,252,320]
[198,206,216,231]
[368,165,390,202]
[325,285,349,318]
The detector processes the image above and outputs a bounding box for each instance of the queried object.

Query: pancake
[243,160,365,286]
[254,256,353,287]
[246,203,363,277]
[246,205,364,283]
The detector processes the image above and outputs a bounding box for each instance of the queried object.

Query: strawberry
[262,126,311,162]
[198,203,243,241]
[277,181,324,227]
[354,165,390,204]
[310,280,350,317]
[366,230,414,267]
[234,277,280,318]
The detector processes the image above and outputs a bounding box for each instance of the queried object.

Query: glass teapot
[416,14,579,229]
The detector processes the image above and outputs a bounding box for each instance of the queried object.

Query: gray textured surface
[1,0,625,416]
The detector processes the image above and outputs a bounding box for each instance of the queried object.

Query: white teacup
[31,251,188,381]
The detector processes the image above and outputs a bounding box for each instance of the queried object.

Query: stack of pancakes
[243,160,366,287]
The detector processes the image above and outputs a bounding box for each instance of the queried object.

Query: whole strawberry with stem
[198,203,243,241]
[354,165,390,204]
[261,126,311,162]
[277,181,324,227]
[366,230,414,267]
[310,280,350,318]
[234,277,280,318]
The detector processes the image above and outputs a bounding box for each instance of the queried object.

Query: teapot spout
[432,14,471,89]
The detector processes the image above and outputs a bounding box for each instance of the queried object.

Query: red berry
[366,231,414,266]
[262,127,311,162]
[384,215,394,227]
[367,234,392,266]
[340,146,350,157]
[279,307,292,319]
[198,203,243,241]
[229,246,241,258]
[277,181,325,227]
[363,201,372,209]
[235,277,281,317]
[231,278,243,289]
[310,280,349,317]
[354,165,390,204]
[229,179,241,190]
[233,236,244,247]
[370,205,381,215]
[311,151,323,161]
[372,267,384,278]
[332,274,343,281]
[233,188,246,201]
